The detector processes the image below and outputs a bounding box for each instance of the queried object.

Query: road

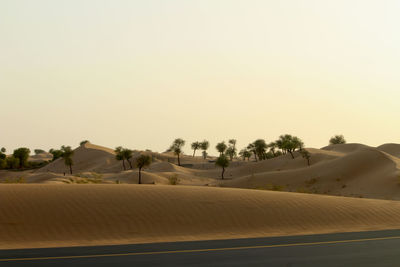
[2,229,400,266]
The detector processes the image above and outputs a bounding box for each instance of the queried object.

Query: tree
[122,148,133,169]
[170,138,185,166]
[226,147,237,161]
[300,149,311,166]
[228,139,237,149]
[13,147,30,169]
[49,148,63,161]
[215,154,229,179]
[34,149,45,155]
[6,156,19,169]
[0,148,6,160]
[254,139,268,160]
[239,148,252,161]
[115,146,127,170]
[216,141,227,156]
[80,140,90,146]
[268,142,277,157]
[247,143,257,162]
[135,154,152,184]
[329,135,346,145]
[226,139,237,161]
[276,134,304,159]
[200,140,209,159]
[61,146,74,174]
[191,141,201,157]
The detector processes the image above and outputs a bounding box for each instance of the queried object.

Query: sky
[1,0,400,155]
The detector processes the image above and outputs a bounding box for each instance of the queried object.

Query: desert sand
[2,184,400,249]
[1,142,400,249]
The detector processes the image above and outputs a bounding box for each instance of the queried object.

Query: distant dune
[2,185,400,249]
[1,142,400,200]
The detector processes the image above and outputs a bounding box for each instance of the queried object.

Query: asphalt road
[2,229,400,266]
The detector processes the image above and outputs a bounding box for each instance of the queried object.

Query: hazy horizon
[2,0,400,154]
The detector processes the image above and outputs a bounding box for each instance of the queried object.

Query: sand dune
[2,184,400,249]
[224,146,400,199]
[377,143,400,158]
[2,142,400,200]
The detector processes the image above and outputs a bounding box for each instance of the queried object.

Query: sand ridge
[2,184,400,249]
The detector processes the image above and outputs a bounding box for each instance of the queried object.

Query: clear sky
[1,0,400,154]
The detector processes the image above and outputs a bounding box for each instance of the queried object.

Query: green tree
[300,149,311,166]
[170,138,185,166]
[200,140,209,159]
[122,148,134,169]
[13,147,31,168]
[115,146,127,170]
[80,140,90,146]
[268,142,277,157]
[135,154,152,184]
[226,139,237,161]
[0,148,6,160]
[239,148,252,161]
[247,143,257,162]
[61,146,74,174]
[215,154,229,179]
[216,141,227,156]
[6,156,19,169]
[34,149,45,155]
[254,139,268,160]
[49,148,63,161]
[329,135,346,145]
[191,141,201,157]
[276,134,304,159]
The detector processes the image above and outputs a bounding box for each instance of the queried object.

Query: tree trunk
[193,149,196,157]
[289,151,294,159]
[254,153,258,162]
[69,164,72,175]
[307,158,310,166]
[122,159,126,170]
[177,154,181,166]
[127,159,133,169]
[221,167,225,179]
[138,167,142,184]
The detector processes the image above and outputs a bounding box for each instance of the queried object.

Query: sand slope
[223,146,400,199]
[2,185,400,249]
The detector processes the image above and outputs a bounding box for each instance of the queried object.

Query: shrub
[168,174,180,185]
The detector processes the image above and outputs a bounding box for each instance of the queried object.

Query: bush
[168,174,180,185]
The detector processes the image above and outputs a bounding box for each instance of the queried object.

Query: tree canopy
[13,147,30,168]
[329,135,346,145]
[215,154,229,179]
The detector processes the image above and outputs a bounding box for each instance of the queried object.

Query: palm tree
[200,140,209,159]
[215,154,229,179]
[191,141,201,157]
[61,146,74,174]
[122,148,133,169]
[115,146,126,170]
[135,154,152,184]
[216,141,227,156]
[170,138,185,166]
